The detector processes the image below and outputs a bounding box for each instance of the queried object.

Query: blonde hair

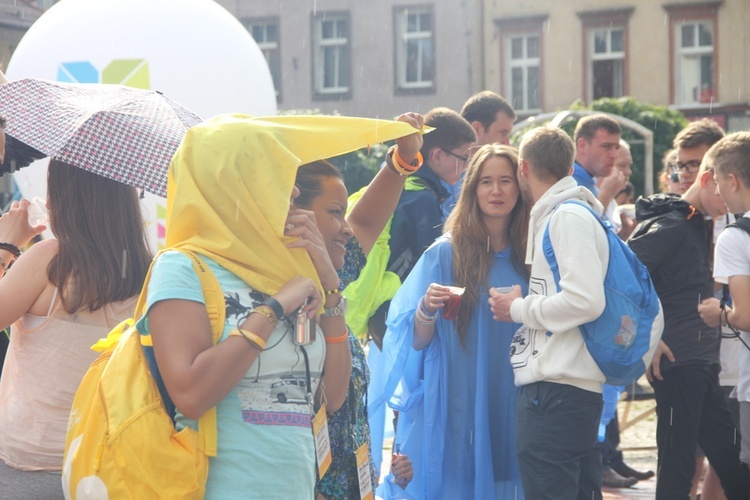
[519,126,575,182]
[704,132,750,187]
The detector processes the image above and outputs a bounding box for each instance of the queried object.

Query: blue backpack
[542,200,662,386]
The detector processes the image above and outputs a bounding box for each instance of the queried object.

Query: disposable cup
[442,286,465,321]
[492,286,515,294]
[27,197,49,227]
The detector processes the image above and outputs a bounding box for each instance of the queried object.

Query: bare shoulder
[20,238,59,262]
[0,240,59,327]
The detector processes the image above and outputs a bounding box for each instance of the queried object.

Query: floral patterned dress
[316,238,379,499]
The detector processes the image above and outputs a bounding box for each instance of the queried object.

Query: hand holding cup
[421,283,458,315]
[441,286,465,321]
[488,284,523,322]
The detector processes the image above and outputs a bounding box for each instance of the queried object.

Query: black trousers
[516,381,604,500]
[652,364,749,499]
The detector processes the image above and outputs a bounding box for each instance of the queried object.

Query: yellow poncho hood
[165,113,421,296]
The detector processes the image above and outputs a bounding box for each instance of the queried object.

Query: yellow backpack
[62,249,225,499]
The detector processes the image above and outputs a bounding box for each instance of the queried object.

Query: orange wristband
[324,331,349,344]
[394,149,423,173]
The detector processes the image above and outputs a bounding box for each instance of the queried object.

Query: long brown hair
[444,144,529,347]
[46,160,153,313]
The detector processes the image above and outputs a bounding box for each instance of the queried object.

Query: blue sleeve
[382,239,452,410]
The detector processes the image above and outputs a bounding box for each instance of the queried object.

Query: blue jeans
[516,381,604,500]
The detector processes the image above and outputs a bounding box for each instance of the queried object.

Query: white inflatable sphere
[6,0,276,248]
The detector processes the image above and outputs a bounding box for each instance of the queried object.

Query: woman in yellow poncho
[142,114,420,499]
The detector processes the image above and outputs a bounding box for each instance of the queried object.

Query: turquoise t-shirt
[139,251,325,499]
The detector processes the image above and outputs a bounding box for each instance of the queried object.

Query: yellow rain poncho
[166,114,421,297]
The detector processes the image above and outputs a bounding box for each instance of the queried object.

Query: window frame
[243,17,282,102]
[496,15,547,116]
[674,20,716,105]
[393,4,436,94]
[664,2,720,107]
[311,11,352,99]
[577,8,633,103]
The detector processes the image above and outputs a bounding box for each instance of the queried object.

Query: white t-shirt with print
[714,214,750,402]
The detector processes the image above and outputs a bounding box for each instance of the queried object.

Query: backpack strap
[728,216,750,236]
[177,249,224,457]
[138,248,224,457]
[722,216,750,332]
[542,200,610,293]
[404,175,447,205]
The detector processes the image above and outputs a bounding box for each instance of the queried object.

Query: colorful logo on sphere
[57,59,150,89]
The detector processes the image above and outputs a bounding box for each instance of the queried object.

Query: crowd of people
[1,64,750,499]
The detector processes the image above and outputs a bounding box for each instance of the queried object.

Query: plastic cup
[442,286,465,321]
[492,286,515,294]
[27,197,49,227]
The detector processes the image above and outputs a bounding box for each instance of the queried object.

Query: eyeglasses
[669,160,702,174]
[441,148,469,163]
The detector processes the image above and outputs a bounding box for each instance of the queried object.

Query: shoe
[611,461,655,481]
[602,466,638,488]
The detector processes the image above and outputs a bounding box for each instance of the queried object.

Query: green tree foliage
[511,97,688,196]
[569,98,688,196]
[328,143,390,195]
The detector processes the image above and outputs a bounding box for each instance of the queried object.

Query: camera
[293,306,316,345]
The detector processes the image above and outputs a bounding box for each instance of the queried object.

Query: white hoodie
[509,176,608,393]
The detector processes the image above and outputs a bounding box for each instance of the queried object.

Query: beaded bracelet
[324,331,349,344]
[0,242,21,258]
[415,310,436,326]
[252,304,278,327]
[415,299,437,325]
[418,297,438,319]
[0,256,8,273]
[230,328,267,350]
[325,287,341,296]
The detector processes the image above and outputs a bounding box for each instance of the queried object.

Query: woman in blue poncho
[383,144,529,499]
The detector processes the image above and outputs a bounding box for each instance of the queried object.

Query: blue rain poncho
[381,235,527,499]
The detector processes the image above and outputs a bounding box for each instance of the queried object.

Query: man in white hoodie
[490,125,608,500]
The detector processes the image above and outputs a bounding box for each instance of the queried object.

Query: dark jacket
[628,194,719,372]
[387,164,448,281]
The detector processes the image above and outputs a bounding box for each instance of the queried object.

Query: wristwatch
[322,295,348,317]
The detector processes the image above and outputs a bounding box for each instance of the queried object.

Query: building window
[664,2,719,106]
[589,27,625,100]
[578,8,632,103]
[506,34,540,112]
[313,13,350,96]
[675,21,714,105]
[245,19,281,100]
[395,6,434,91]
[497,15,547,115]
